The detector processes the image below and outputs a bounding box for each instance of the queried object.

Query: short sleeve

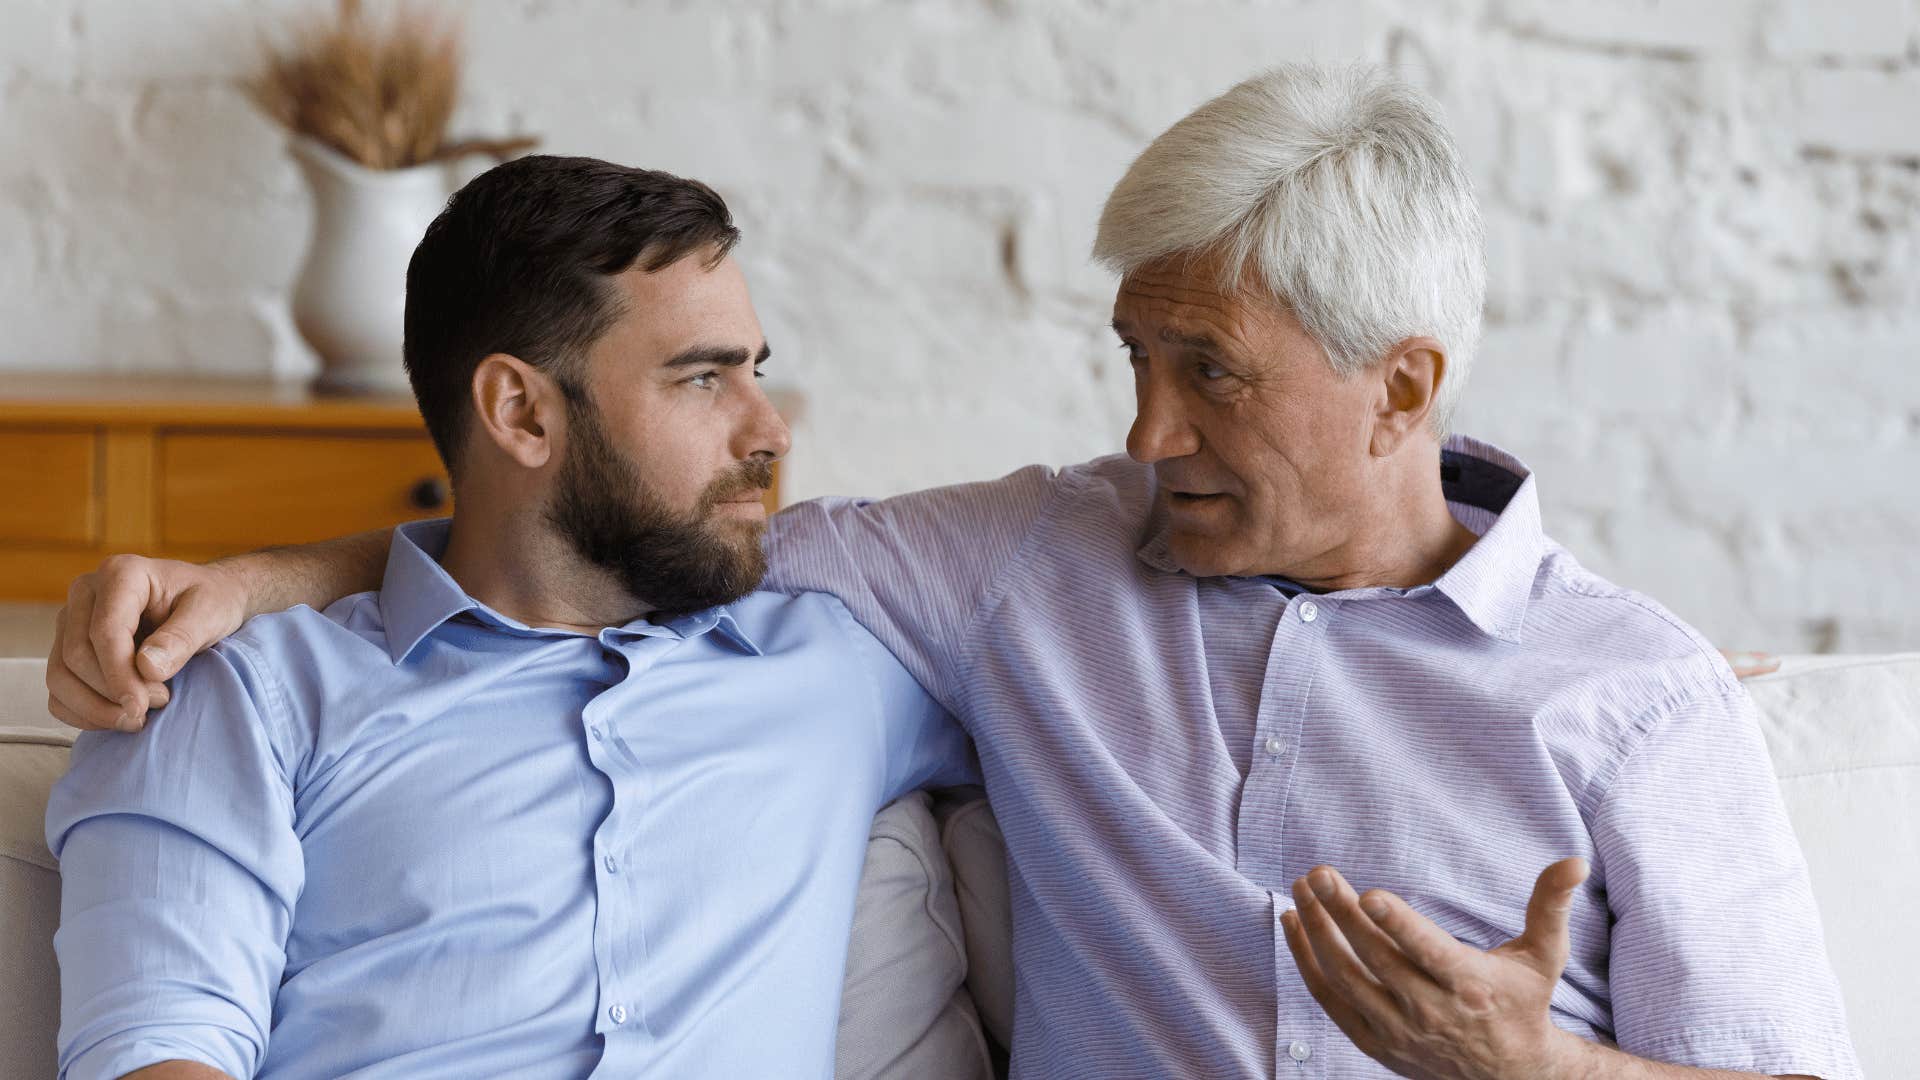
[1591,686,1862,1079]
[763,465,1059,711]
[45,640,305,1080]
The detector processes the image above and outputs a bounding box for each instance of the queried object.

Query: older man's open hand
[1282,859,1588,1080]
[1282,861,1818,1080]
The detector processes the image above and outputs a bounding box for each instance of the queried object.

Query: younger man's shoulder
[222,589,391,666]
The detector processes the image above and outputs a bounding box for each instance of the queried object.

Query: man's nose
[1126,376,1199,464]
[738,382,792,462]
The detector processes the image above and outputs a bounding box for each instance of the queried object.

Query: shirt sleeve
[44,639,305,1080]
[762,465,1061,711]
[1591,683,1863,1080]
[830,598,983,801]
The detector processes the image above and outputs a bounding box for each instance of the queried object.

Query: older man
[50,64,1855,1079]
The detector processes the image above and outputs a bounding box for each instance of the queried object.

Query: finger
[46,694,99,733]
[1281,907,1382,1044]
[136,584,230,682]
[1719,649,1780,679]
[45,661,140,732]
[83,563,155,715]
[58,582,132,718]
[1304,867,1445,1006]
[1351,886,1477,990]
[1502,857,1588,978]
[1290,874,1404,1023]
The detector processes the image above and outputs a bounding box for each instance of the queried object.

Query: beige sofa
[4,654,1915,1078]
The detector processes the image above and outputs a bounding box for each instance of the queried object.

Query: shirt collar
[377,518,762,663]
[1133,434,1544,644]
[379,520,479,663]
[1426,435,1543,645]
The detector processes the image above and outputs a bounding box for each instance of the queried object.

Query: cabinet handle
[408,477,450,511]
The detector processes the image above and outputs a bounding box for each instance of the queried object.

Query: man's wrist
[1530,1027,1604,1080]
[207,550,275,620]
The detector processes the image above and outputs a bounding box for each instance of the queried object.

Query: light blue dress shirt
[46,519,974,1080]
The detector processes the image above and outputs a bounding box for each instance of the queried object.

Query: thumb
[136,585,241,682]
[1514,857,1589,978]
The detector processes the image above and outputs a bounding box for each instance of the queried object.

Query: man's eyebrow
[664,342,772,369]
[1156,328,1222,353]
[1109,320,1224,354]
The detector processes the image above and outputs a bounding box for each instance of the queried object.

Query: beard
[544,397,772,619]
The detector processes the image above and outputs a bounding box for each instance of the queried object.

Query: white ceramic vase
[288,136,448,395]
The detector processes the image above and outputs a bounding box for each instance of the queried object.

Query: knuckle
[1455,977,1497,1015]
[100,553,142,576]
[1321,960,1363,997]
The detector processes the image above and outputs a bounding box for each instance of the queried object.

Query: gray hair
[1093,63,1486,434]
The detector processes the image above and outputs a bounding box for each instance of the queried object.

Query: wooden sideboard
[0,375,786,603]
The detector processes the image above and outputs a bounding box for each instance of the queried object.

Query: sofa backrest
[0,657,67,1079]
[1743,654,1920,1079]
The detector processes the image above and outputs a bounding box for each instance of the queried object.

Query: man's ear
[470,354,565,470]
[1368,337,1448,458]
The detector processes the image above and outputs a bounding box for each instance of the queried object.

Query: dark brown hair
[402,155,740,475]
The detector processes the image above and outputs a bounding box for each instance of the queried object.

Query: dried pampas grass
[247,0,535,170]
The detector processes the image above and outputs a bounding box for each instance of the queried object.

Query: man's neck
[438,500,651,635]
[1284,451,1480,593]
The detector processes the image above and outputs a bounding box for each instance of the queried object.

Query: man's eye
[688,372,719,389]
[1198,362,1228,381]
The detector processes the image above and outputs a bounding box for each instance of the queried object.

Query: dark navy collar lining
[1440,449,1524,515]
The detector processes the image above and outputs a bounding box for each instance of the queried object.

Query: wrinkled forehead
[1111,253,1286,352]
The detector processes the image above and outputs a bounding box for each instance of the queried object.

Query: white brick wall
[1,0,1916,653]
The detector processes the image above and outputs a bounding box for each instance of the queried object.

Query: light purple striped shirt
[766,435,1860,1080]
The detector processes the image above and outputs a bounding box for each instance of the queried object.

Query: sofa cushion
[0,728,68,1080]
[1744,653,1920,1080]
[938,794,1014,1050]
[0,656,62,734]
[837,791,993,1080]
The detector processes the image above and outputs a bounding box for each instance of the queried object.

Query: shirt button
[1298,601,1319,623]
[603,853,619,875]
[608,1004,628,1025]
[1264,735,1286,757]
[1289,1040,1312,1062]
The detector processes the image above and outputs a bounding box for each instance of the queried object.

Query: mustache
[700,458,776,509]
